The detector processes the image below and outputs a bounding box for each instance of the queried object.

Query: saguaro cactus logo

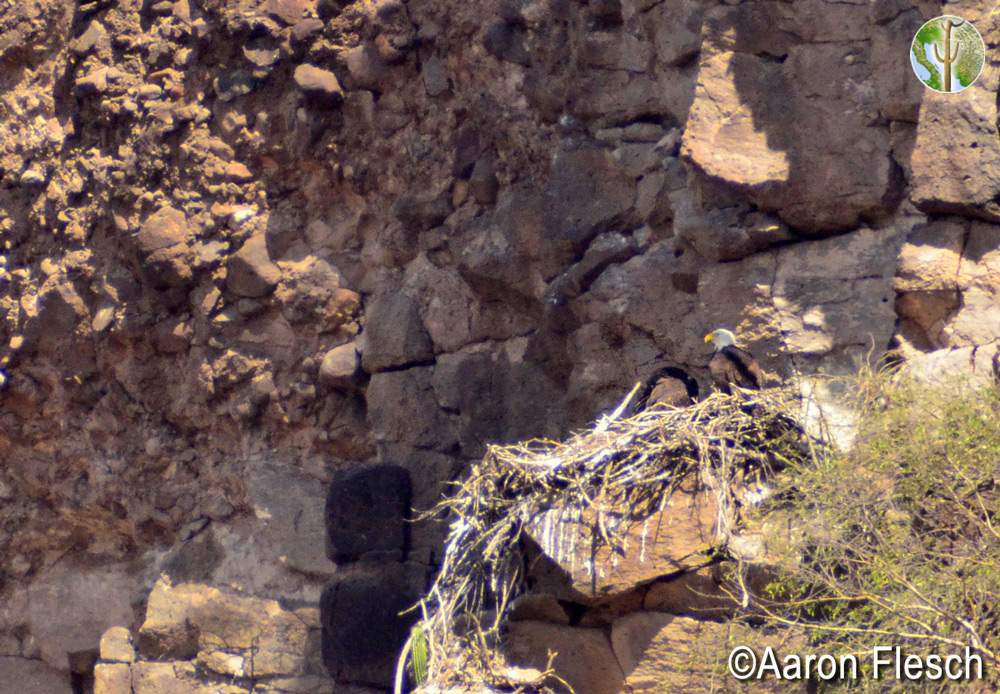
[910,15,985,93]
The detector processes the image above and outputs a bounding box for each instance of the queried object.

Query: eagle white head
[704,328,736,350]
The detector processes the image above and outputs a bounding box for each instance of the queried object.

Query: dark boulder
[326,463,412,563]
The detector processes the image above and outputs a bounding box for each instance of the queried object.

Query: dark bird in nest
[634,365,700,410]
[704,328,765,393]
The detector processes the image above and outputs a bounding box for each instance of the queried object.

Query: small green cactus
[408,625,429,686]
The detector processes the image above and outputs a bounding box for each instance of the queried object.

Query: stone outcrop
[1,0,999,689]
[501,469,784,692]
[91,578,334,694]
[522,480,717,602]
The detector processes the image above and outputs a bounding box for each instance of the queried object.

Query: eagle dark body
[709,345,764,393]
[635,366,700,411]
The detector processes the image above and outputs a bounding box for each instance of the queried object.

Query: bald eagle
[636,366,699,410]
[704,328,765,393]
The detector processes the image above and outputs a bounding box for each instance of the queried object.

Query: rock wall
[1,0,999,690]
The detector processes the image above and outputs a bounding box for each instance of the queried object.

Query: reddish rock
[136,206,190,254]
[224,161,253,181]
[523,480,717,603]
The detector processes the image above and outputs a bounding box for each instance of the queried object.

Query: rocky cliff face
[0,0,998,690]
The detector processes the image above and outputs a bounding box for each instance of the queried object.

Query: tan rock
[344,44,387,91]
[911,81,1000,222]
[91,304,116,332]
[131,661,245,694]
[896,291,958,348]
[225,161,254,181]
[319,342,360,389]
[138,579,310,678]
[682,3,891,232]
[946,222,1000,347]
[99,626,135,662]
[772,226,907,357]
[94,662,132,694]
[505,621,625,694]
[136,206,190,254]
[256,675,336,693]
[293,64,344,105]
[907,343,1000,387]
[895,219,966,293]
[523,478,717,603]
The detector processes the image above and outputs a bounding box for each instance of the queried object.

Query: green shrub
[746,374,1000,691]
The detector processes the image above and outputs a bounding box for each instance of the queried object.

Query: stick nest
[413,386,813,692]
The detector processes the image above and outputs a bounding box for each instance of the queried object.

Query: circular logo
[910,15,985,93]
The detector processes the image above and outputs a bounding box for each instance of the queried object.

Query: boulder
[267,0,312,24]
[948,221,1000,347]
[135,206,191,254]
[681,3,892,232]
[99,627,135,663]
[359,291,434,372]
[391,194,452,233]
[482,21,529,65]
[366,367,458,450]
[32,280,88,339]
[911,82,1000,222]
[94,662,131,694]
[227,233,282,297]
[895,220,966,294]
[137,580,311,678]
[468,156,499,205]
[319,342,361,389]
[246,459,335,575]
[504,621,625,694]
[642,565,747,616]
[325,463,412,563]
[523,478,717,603]
[293,64,344,106]
[320,563,425,687]
[344,44,387,91]
[130,661,245,693]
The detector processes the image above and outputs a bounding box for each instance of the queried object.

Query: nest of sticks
[409,385,814,692]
